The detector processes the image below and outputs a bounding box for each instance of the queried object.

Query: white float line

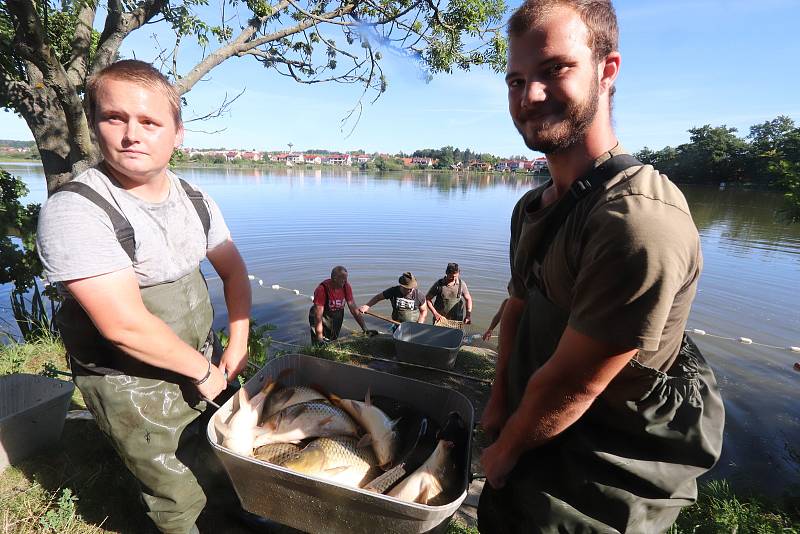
[248,275,314,301]
[687,328,800,353]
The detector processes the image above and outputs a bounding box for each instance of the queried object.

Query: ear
[599,51,621,96]
[174,123,185,148]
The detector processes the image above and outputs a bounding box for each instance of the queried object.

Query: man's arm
[481,326,637,488]
[347,301,367,331]
[313,304,325,341]
[426,296,442,322]
[417,301,428,323]
[64,268,227,400]
[358,292,386,313]
[462,285,473,324]
[483,298,508,340]
[481,296,524,435]
[207,239,251,380]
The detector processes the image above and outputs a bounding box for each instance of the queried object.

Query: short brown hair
[507,0,619,63]
[86,60,182,127]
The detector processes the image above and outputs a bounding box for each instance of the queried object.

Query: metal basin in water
[393,322,464,370]
[207,353,474,534]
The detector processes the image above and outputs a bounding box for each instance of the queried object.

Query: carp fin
[356,434,373,448]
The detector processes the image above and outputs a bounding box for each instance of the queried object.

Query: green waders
[58,268,230,534]
[308,284,345,343]
[433,279,464,321]
[477,287,725,533]
[392,292,420,323]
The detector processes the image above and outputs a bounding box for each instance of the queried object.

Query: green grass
[669,480,800,534]
[3,335,799,533]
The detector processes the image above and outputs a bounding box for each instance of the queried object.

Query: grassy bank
[1,337,797,533]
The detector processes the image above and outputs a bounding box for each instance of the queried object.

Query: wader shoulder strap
[56,182,136,262]
[178,178,211,242]
[533,154,642,265]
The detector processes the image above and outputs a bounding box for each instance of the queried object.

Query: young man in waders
[37,60,251,534]
[426,262,474,325]
[309,265,367,344]
[359,272,429,324]
[478,1,725,532]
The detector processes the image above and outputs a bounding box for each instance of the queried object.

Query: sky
[1,0,799,158]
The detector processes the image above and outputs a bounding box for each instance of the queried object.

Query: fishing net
[434,318,464,330]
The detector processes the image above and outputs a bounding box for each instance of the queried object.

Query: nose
[122,120,140,145]
[521,80,547,109]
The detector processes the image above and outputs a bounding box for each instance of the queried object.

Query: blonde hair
[86,60,182,127]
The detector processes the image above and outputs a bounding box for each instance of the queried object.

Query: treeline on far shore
[633,116,799,190]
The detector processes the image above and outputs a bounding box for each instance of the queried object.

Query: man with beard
[478,1,724,532]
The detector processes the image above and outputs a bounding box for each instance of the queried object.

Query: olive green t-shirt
[509,146,701,371]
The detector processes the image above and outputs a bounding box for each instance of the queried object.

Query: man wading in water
[478,1,724,532]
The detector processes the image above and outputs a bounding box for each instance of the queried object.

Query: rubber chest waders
[434,278,464,321]
[478,155,725,534]
[308,281,345,342]
[392,288,421,323]
[55,178,232,534]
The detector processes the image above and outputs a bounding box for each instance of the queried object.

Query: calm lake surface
[3,162,799,495]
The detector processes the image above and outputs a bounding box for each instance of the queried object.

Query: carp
[214,381,277,456]
[254,400,359,446]
[262,384,327,420]
[253,443,301,466]
[387,440,454,505]
[283,437,378,488]
[331,390,399,468]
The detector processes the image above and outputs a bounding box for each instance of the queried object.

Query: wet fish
[283,437,378,488]
[331,390,399,468]
[363,463,408,493]
[214,381,276,456]
[262,384,327,420]
[387,440,454,505]
[254,401,359,446]
[253,443,301,466]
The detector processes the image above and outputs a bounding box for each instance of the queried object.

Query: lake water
[3,162,799,495]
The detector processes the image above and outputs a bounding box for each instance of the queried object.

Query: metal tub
[0,374,74,471]
[393,322,464,370]
[207,353,474,534]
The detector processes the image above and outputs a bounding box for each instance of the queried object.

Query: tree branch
[175,1,356,95]
[91,0,167,76]
[65,0,97,86]
[7,0,96,166]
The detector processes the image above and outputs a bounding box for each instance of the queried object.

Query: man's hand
[197,364,227,400]
[219,346,248,381]
[464,312,472,325]
[480,437,520,489]
[358,304,370,314]
[481,388,508,439]
[482,328,494,341]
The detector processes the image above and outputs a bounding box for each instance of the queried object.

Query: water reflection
[2,162,799,495]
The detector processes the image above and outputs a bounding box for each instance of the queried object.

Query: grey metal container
[207,353,474,534]
[393,322,464,370]
[0,374,74,471]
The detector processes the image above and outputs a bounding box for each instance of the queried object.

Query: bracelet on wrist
[192,359,212,386]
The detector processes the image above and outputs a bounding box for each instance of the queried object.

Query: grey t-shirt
[37,166,231,288]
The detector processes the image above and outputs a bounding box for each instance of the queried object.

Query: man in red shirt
[309,265,367,344]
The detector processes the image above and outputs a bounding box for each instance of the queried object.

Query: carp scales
[283,437,378,488]
[262,384,327,420]
[387,440,454,505]
[253,443,301,466]
[331,390,399,468]
[254,400,359,446]
[214,381,276,456]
